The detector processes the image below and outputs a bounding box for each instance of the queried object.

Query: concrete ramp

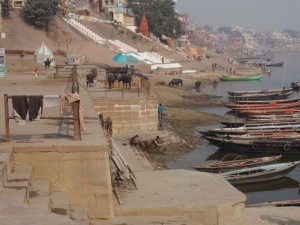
[114,169,246,225]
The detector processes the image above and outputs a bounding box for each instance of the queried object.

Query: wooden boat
[219,74,263,81]
[202,121,300,133]
[193,155,282,173]
[227,88,292,96]
[237,108,300,116]
[221,161,300,185]
[230,102,300,112]
[219,118,300,127]
[248,113,300,121]
[214,132,300,140]
[247,199,300,207]
[265,61,284,67]
[200,128,298,137]
[231,98,300,105]
[224,99,300,109]
[291,82,300,91]
[205,136,300,154]
[228,91,293,101]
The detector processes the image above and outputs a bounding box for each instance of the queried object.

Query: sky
[176,0,300,31]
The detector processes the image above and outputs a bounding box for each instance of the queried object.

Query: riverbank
[142,71,225,169]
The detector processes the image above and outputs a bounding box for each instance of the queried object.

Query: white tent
[34,42,53,63]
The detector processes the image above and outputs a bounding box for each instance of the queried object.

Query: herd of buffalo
[86,66,217,92]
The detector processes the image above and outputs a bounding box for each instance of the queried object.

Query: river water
[167,51,300,205]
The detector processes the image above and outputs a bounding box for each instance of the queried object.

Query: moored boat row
[200,89,300,154]
[197,87,300,186]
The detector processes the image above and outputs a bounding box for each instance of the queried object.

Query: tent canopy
[112,53,138,65]
[34,42,53,63]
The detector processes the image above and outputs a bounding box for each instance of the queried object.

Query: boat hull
[193,155,282,173]
[206,136,300,154]
[222,162,300,185]
[219,118,300,127]
[228,88,292,96]
[265,61,284,67]
[228,92,292,101]
[220,75,263,81]
[231,98,300,105]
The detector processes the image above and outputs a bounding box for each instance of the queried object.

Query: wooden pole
[4,94,9,142]
[73,100,81,141]
[55,66,58,79]
[137,84,139,97]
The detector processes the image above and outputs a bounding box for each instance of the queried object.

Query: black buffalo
[107,74,118,89]
[119,74,132,89]
[44,58,51,69]
[106,66,128,76]
[195,81,202,92]
[169,79,183,87]
[86,73,96,87]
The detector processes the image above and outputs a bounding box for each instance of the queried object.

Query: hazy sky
[176,0,300,31]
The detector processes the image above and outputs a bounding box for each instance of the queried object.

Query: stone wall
[93,98,158,133]
[13,144,113,219]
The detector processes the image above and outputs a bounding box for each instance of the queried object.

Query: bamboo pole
[73,100,81,141]
[4,94,9,142]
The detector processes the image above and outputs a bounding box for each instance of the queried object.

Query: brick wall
[93,98,158,133]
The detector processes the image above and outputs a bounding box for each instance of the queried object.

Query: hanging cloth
[12,96,29,120]
[60,93,86,131]
[29,96,43,121]
[43,95,60,108]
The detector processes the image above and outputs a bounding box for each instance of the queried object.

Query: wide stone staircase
[0,145,89,225]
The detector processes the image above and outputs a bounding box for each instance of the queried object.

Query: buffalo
[107,74,118,89]
[119,74,132,89]
[44,58,51,69]
[86,73,95,87]
[106,66,128,76]
[195,81,202,92]
[169,78,183,87]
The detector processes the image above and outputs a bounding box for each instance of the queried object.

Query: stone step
[29,178,51,212]
[50,191,69,216]
[0,196,73,225]
[0,163,7,188]
[0,163,27,202]
[5,164,33,203]
[89,216,192,225]
[0,146,13,174]
[69,204,88,221]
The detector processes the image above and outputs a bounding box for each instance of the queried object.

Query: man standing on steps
[158,103,165,127]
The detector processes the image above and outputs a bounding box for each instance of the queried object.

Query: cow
[119,74,132,89]
[195,81,202,92]
[169,79,183,87]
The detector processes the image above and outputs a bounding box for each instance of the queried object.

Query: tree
[128,0,182,39]
[22,0,59,28]
[217,26,242,36]
[1,0,10,18]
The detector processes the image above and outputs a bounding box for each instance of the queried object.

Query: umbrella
[112,53,138,65]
